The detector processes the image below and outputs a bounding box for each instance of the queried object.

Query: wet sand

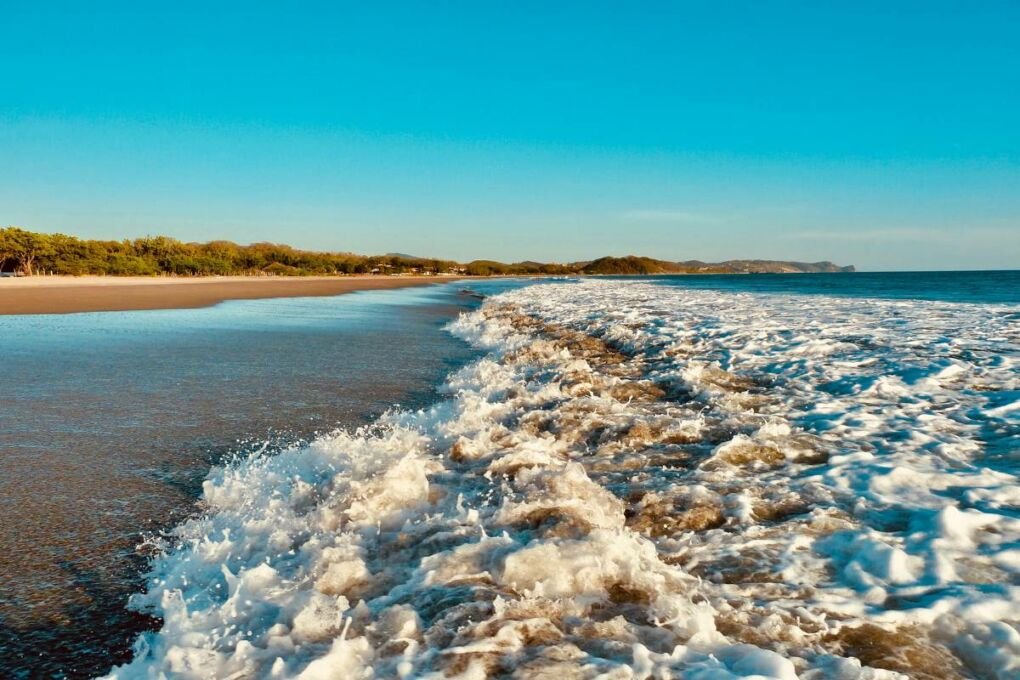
[0,275,459,315]
[0,282,482,677]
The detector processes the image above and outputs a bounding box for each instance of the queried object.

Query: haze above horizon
[3,1,1018,271]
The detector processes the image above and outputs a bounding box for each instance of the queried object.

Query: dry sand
[0,275,460,315]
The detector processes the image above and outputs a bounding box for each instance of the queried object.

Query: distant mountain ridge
[571,255,854,275]
[710,259,856,274]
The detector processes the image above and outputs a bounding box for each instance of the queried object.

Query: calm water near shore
[0,282,507,678]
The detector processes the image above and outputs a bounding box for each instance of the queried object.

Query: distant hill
[576,255,854,275]
[715,259,855,274]
[576,256,686,275]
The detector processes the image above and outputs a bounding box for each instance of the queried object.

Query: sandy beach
[0,275,458,315]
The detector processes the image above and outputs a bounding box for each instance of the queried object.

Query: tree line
[0,227,574,277]
[0,226,852,278]
[0,227,465,276]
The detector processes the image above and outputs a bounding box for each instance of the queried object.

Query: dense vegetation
[0,227,466,277]
[0,227,853,277]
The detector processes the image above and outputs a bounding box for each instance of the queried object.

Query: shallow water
[0,283,487,678]
[100,274,1019,679]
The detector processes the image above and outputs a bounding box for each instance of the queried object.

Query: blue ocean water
[620,270,1020,304]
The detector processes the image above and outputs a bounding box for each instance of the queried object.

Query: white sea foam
[106,280,1019,679]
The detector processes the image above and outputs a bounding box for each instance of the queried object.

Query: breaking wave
[106,280,1020,679]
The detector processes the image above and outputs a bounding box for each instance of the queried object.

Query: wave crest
[108,281,1020,679]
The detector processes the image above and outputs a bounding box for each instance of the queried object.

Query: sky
[2,1,1018,270]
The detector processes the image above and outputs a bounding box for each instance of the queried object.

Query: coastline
[0,277,482,678]
[0,275,461,315]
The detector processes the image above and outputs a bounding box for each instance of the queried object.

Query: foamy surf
[106,280,1019,679]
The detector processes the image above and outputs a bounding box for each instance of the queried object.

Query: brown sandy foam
[0,276,460,315]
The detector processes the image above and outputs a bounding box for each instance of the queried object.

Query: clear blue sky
[2,1,1018,270]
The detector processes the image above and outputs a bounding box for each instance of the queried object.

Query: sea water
[625,270,1020,305]
[0,283,485,678]
[95,271,1018,679]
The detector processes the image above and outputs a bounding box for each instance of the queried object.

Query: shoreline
[0,275,462,315]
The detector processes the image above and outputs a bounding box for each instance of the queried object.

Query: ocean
[0,283,492,678]
[617,269,1020,304]
[2,272,1017,678]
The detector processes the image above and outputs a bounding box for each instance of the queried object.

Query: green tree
[2,227,54,275]
[0,228,11,272]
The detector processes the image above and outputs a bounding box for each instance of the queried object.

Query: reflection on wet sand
[0,287,478,678]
